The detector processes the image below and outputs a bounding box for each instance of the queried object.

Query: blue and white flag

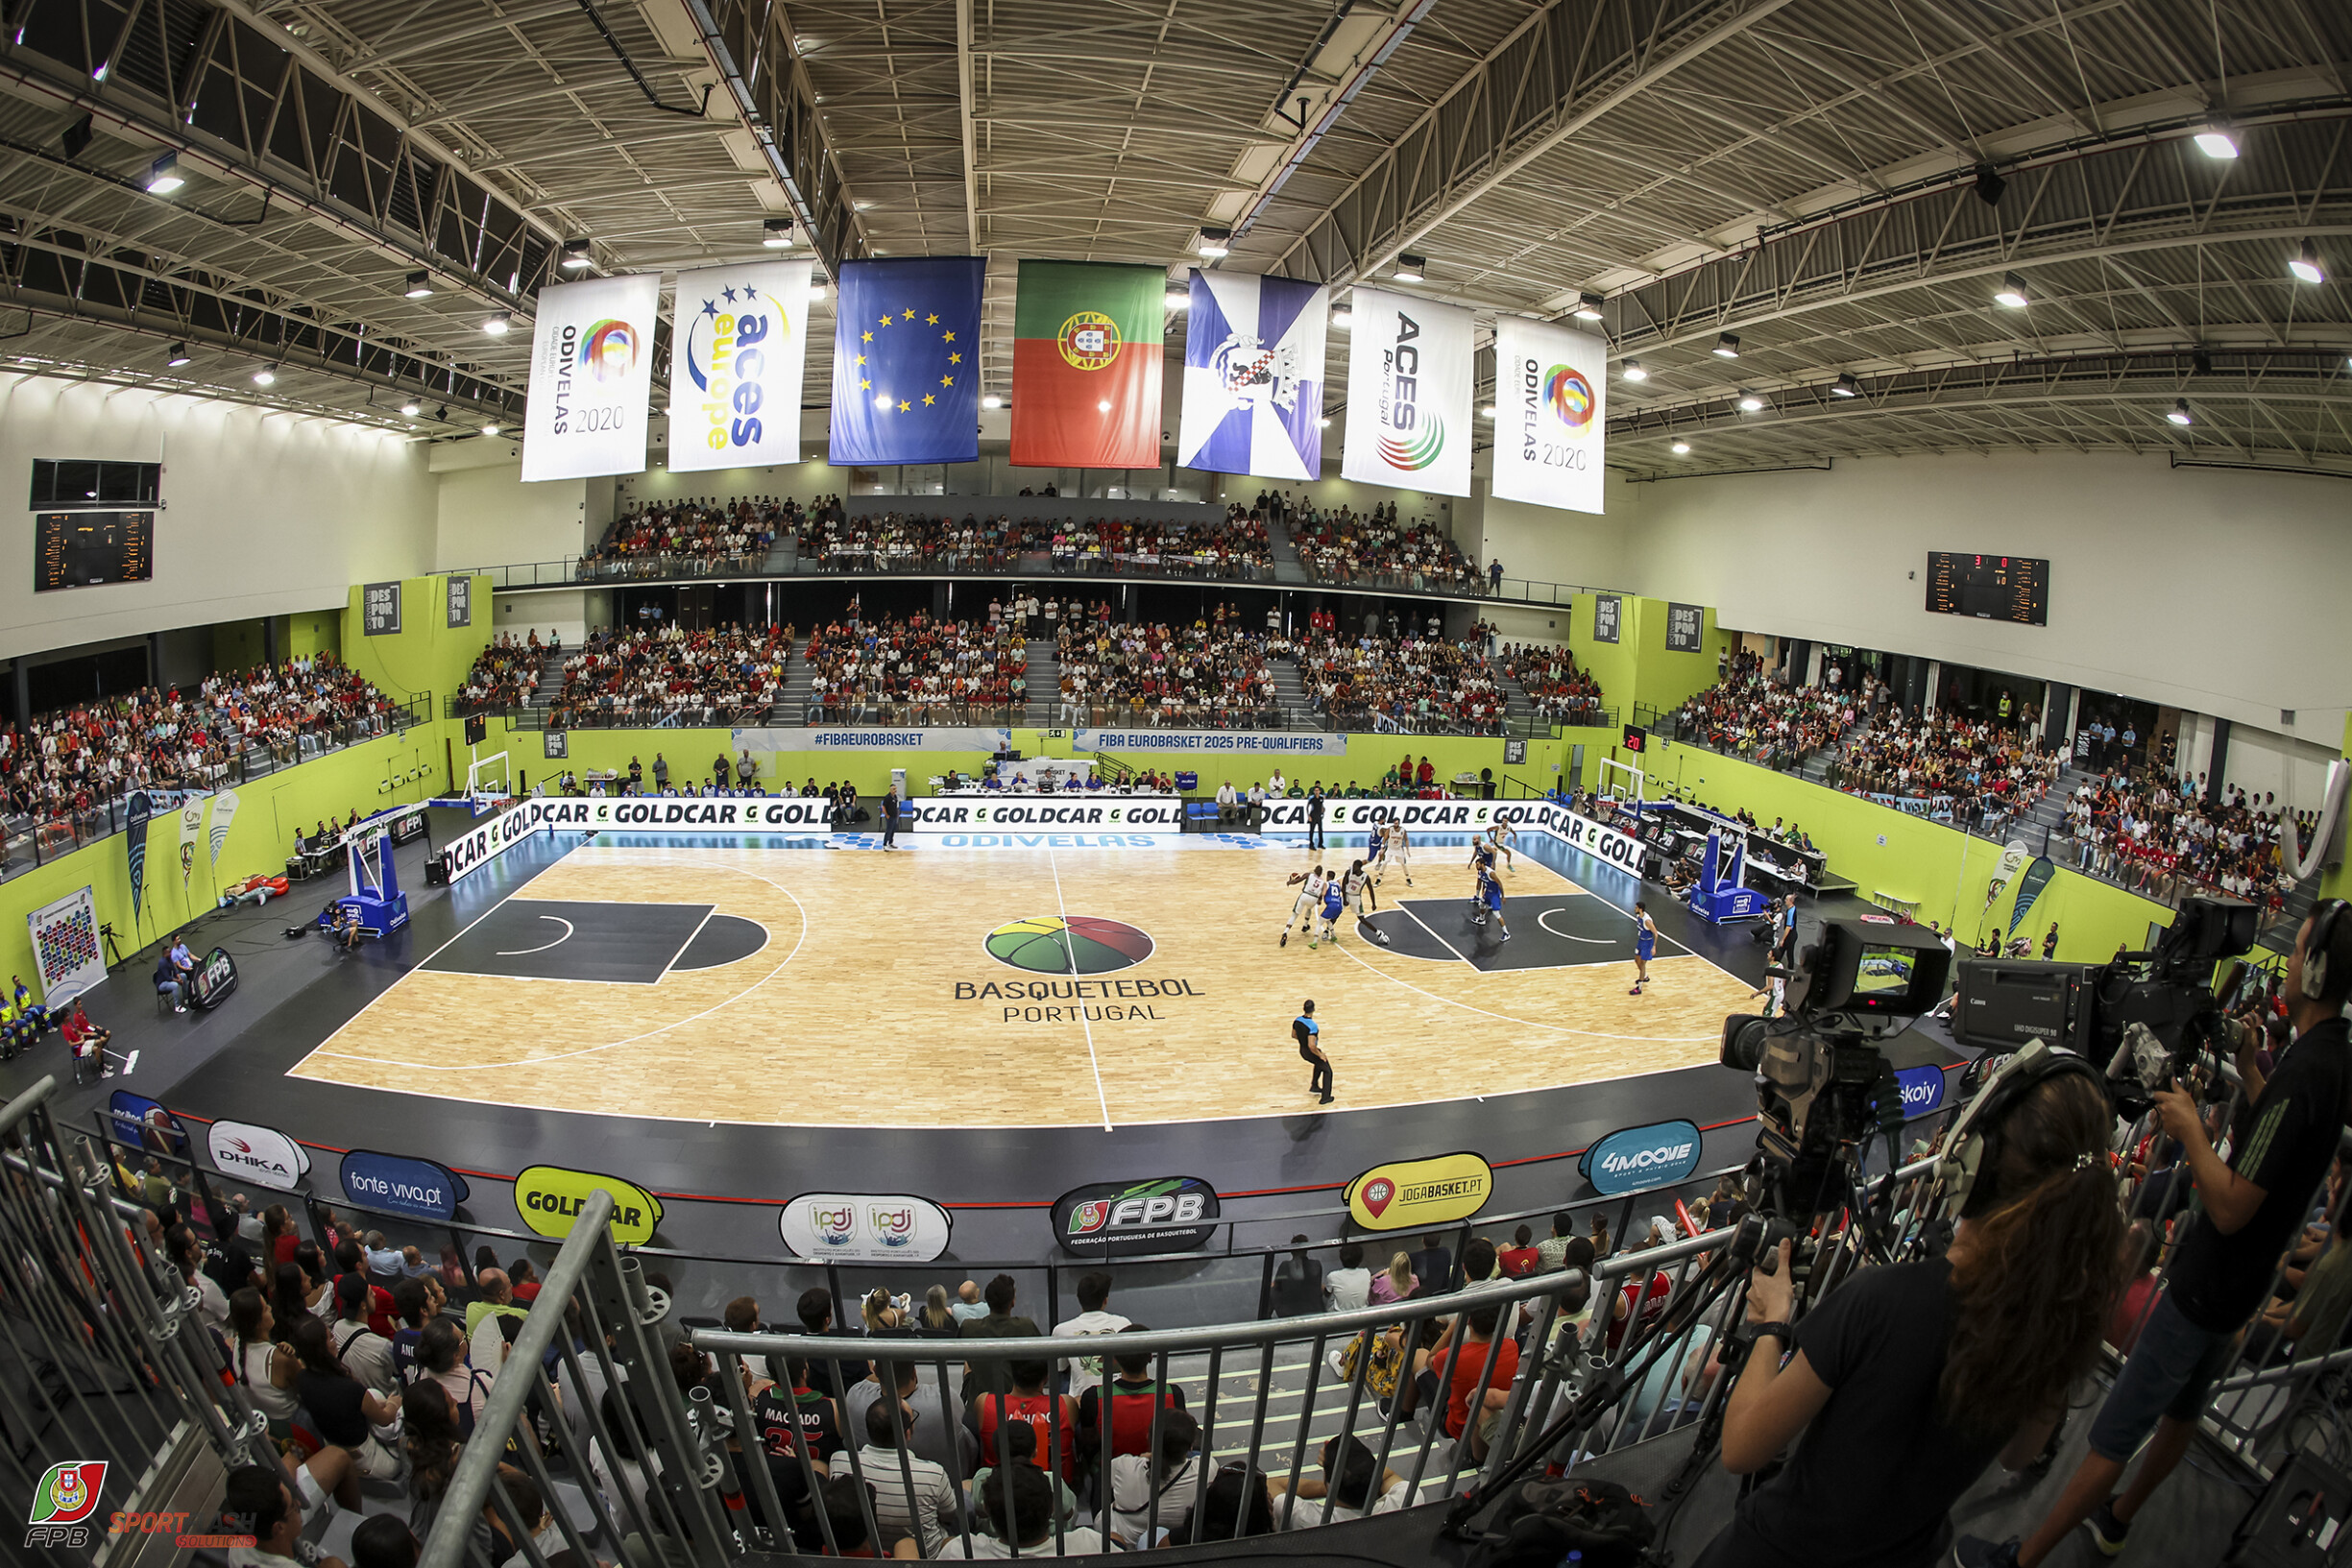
[1178,270,1328,480]
[828,257,985,465]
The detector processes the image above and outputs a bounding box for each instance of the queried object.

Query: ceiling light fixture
[1393,253,1426,282]
[145,152,185,194]
[1671,441,1691,455]
[1620,359,1647,381]
[1736,391,1765,412]
[874,393,891,409]
[252,369,276,387]
[1994,273,2030,308]
[482,422,500,436]
[1165,289,1188,311]
[2193,125,2239,159]
[482,312,511,336]
[2289,239,2325,285]
[1479,404,1497,418]
[1330,306,1352,328]
[1096,399,1111,413]
[982,395,1002,409]
[1196,227,1231,258]
[808,281,827,301]
[1572,292,1604,323]
[164,342,191,367]
[1831,373,1860,398]
[2167,398,2194,426]
[560,238,593,269]
[762,219,793,249]
[400,401,421,417]
[403,271,433,299]
[1317,416,1331,428]
[1712,332,1740,358]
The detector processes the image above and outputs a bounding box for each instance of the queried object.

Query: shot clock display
[1925,552,2047,626]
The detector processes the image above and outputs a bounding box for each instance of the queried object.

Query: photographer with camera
[1690,1049,2124,1568]
[1965,900,2352,1568]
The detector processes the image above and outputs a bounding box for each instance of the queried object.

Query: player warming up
[1280,865,1327,948]
[1378,819,1415,887]
[1630,902,1658,994]
[1342,858,1391,946]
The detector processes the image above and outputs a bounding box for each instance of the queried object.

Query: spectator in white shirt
[1052,1271,1130,1398]
[1325,1242,1373,1312]
[857,1397,961,1556]
[1107,1411,1203,1544]
[1271,1434,1414,1527]
[962,1464,1105,1557]
[1216,780,1239,825]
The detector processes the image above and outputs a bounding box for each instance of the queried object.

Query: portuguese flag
[1010,260,1164,469]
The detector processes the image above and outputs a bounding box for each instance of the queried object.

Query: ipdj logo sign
[1581,1120,1705,1198]
[26,1459,105,1549]
[780,1193,953,1264]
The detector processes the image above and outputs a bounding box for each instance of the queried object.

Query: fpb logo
[1067,1200,1111,1236]
[26,1459,105,1549]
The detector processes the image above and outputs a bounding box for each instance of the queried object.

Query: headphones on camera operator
[1929,1039,2114,1220]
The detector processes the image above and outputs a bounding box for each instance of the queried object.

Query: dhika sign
[1051,1175,1220,1257]
[515,1164,664,1246]
[1345,1150,1492,1232]
[1579,1119,1704,1198]
[780,1192,954,1264]
[207,1119,311,1192]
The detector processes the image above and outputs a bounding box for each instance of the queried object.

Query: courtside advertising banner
[28,886,106,1004]
[515,1164,663,1245]
[1491,315,1605,514]
[1074,729,1346,756]
[1579,1119,1703,1197]
[669,259,813,470]
[207,1118,310,1192]
[521,273,662,482]
[1341,287,1473,496]
[780,1192,954,1264]
[1052,1175,1221,1257]
[340,1149,470,1223]
[1259,799,1557,832]
[1346,1151,1491,1231]
[444,802,551,882]
[1179,270,1328,479]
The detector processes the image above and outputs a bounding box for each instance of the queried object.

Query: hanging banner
[779,1192,954,1264]
[207,1118,311,1192]
[1592,593,1621,644]
[828,256,986,465]
[1491,315,1605,515]
[1341,287,1472,496]
[361,581,401,636]
[1664,603,1705,652]
[2008,855,2058,938]
[178,797,206,890]
[125,791,153,920]
[27,886,106,1005]
[446,574,473,629]
[520,273,662,482]
[670,258,813,470]
[208,789,240,866]
[1010,260,1166,469]
[1178,270,1327,480]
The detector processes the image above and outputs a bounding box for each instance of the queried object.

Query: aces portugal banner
[669,260,812,470]
[1341,287,1472,496]
[1010,261,1164,469]
[1491,315,1606,515]
[521,274,662,482]
[1178,271,1327,480]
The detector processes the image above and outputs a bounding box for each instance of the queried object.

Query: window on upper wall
[29,459,162,510]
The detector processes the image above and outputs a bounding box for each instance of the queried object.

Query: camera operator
[1968,900,2352,1568]
[1692,1059,2124,1568]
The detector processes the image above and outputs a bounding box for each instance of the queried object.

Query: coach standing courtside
[1294,1001,1333,1104]
[881,788,900,851]
[1307,785,1326,851]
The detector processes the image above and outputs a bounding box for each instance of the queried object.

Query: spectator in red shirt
[1416,757,1436,787]
[1497,1225,1542,1278]
[509,1258,543,1303]
[261,1203,301,1267]
[1078,1327,1185,1459]
[973,1357,1079,1477]
[1424,1301,1518,1462]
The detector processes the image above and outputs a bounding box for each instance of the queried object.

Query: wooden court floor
[290,840,1757,1128]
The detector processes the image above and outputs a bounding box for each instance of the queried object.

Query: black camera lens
[1721,1014,1770,1073]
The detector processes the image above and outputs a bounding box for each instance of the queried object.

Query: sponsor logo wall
[515,1164,663,1245]
[779,1192,954,1264]
[1579,1119,1704,1197]
[207,1118,309,1192]
[1052,1176,1221,1257]
[1346,1151,1492,1231]
[27,884,106,1005]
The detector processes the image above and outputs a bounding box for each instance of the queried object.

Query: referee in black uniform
[1306,785,1326,851]
[1293,1001,1332,1103]
[881,788,900,850]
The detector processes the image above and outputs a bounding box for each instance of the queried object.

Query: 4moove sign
[1052,1175,1220,1257]
[1580,1119,1704,1198]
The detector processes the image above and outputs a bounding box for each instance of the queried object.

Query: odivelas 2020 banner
[521,274,663,482]
[1491,313,1606,516]
[668,259,813,470]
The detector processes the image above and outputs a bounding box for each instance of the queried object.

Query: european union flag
[828,256,986,465]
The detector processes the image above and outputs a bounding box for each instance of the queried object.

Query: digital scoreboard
[1925,552,2047,626]
[36,510,154,592]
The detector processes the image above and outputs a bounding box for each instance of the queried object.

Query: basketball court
[288,830,1757,1130]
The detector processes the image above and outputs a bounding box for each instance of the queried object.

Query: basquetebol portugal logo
[1057,310,1122,372]
[986,915,1154,975]
[26,1459,105,1548]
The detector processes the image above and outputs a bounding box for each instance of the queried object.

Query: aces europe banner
[1178,271,1327,480]
[521,274,662,482]
[669,259,812,470]
[1491,315,1605,514]
[1341,287,1472,495]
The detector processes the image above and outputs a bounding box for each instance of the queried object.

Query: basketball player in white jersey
[1341,858,1392,946]
[1378,819,1415,887]
[1489,818,1518,874]
[1279,864,1328,949]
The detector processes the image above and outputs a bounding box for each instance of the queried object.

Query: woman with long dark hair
[288,1317,404,1480]
[228,1288,299,1434]
[260,1203,298,1266]
[271,1261,317,1337]
[1692,1064,2125,1568]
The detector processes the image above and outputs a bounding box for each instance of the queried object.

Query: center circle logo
[986,915,1154,975]
[1545,364,1595,434]
[1058,310,1122,372]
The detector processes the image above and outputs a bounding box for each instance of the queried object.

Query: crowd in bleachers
[1667,650,1864,769]
[1298,626,1507,735]
[805,611,1030,724]
[2,654,397,826]
[546,623,792,729]
[2062,772,2303,906]
[1293,502,1477,592]
[454,632,552,715]
[796,500,1274,580]
[580,497,788,578]
[1049,603,1277,728]
[1043,510,1272,579]
[1827,705,2062,825]
[1501,643,1607,726]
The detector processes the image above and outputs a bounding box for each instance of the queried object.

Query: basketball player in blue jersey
[1630,901,1658,995]
[1279,865,1327,948]
[1476,860,1512,942]
[1310,875,1346,949]
[1366,808,1391,877]
[1467,836,1497,925]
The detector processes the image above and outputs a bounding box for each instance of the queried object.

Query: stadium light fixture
[145,152,185,194]
[1196,227,1231,258]
[873,393,891,409]
[403,271,433,299]
[982,394,1003,409]
[1671,441,1691,455]
[1831,373,1860,398]
[252,368,276,386]
[1330,306,1352,329]
[482,422,500,436]
[2193,125,2239,159]
[1712,332,1740,358]
[1096,399,1111,413]
[1317,416,1331,428]
[400,401,421,417]
[483,312,512,335]
[164,342,192,367]
[2167,398,2194,426]
[2289,239,2325,285]
[1165,289,1188,311]
[1393,253,1426,283]
[1620,359,1647,381]
[1479,404,1497,419]
[1994,273,2030,308]
[1736,391,1766,412]
[560,238,593,269]
[762,219,793,249]
[808,280,827,301]
[1572,292,1604,323]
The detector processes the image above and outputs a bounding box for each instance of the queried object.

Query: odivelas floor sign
[1345,1151,1492,1231]
[1052,1175,1220,1257]
[1579,1119,1705,1198]
[515,1164,664,1246]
